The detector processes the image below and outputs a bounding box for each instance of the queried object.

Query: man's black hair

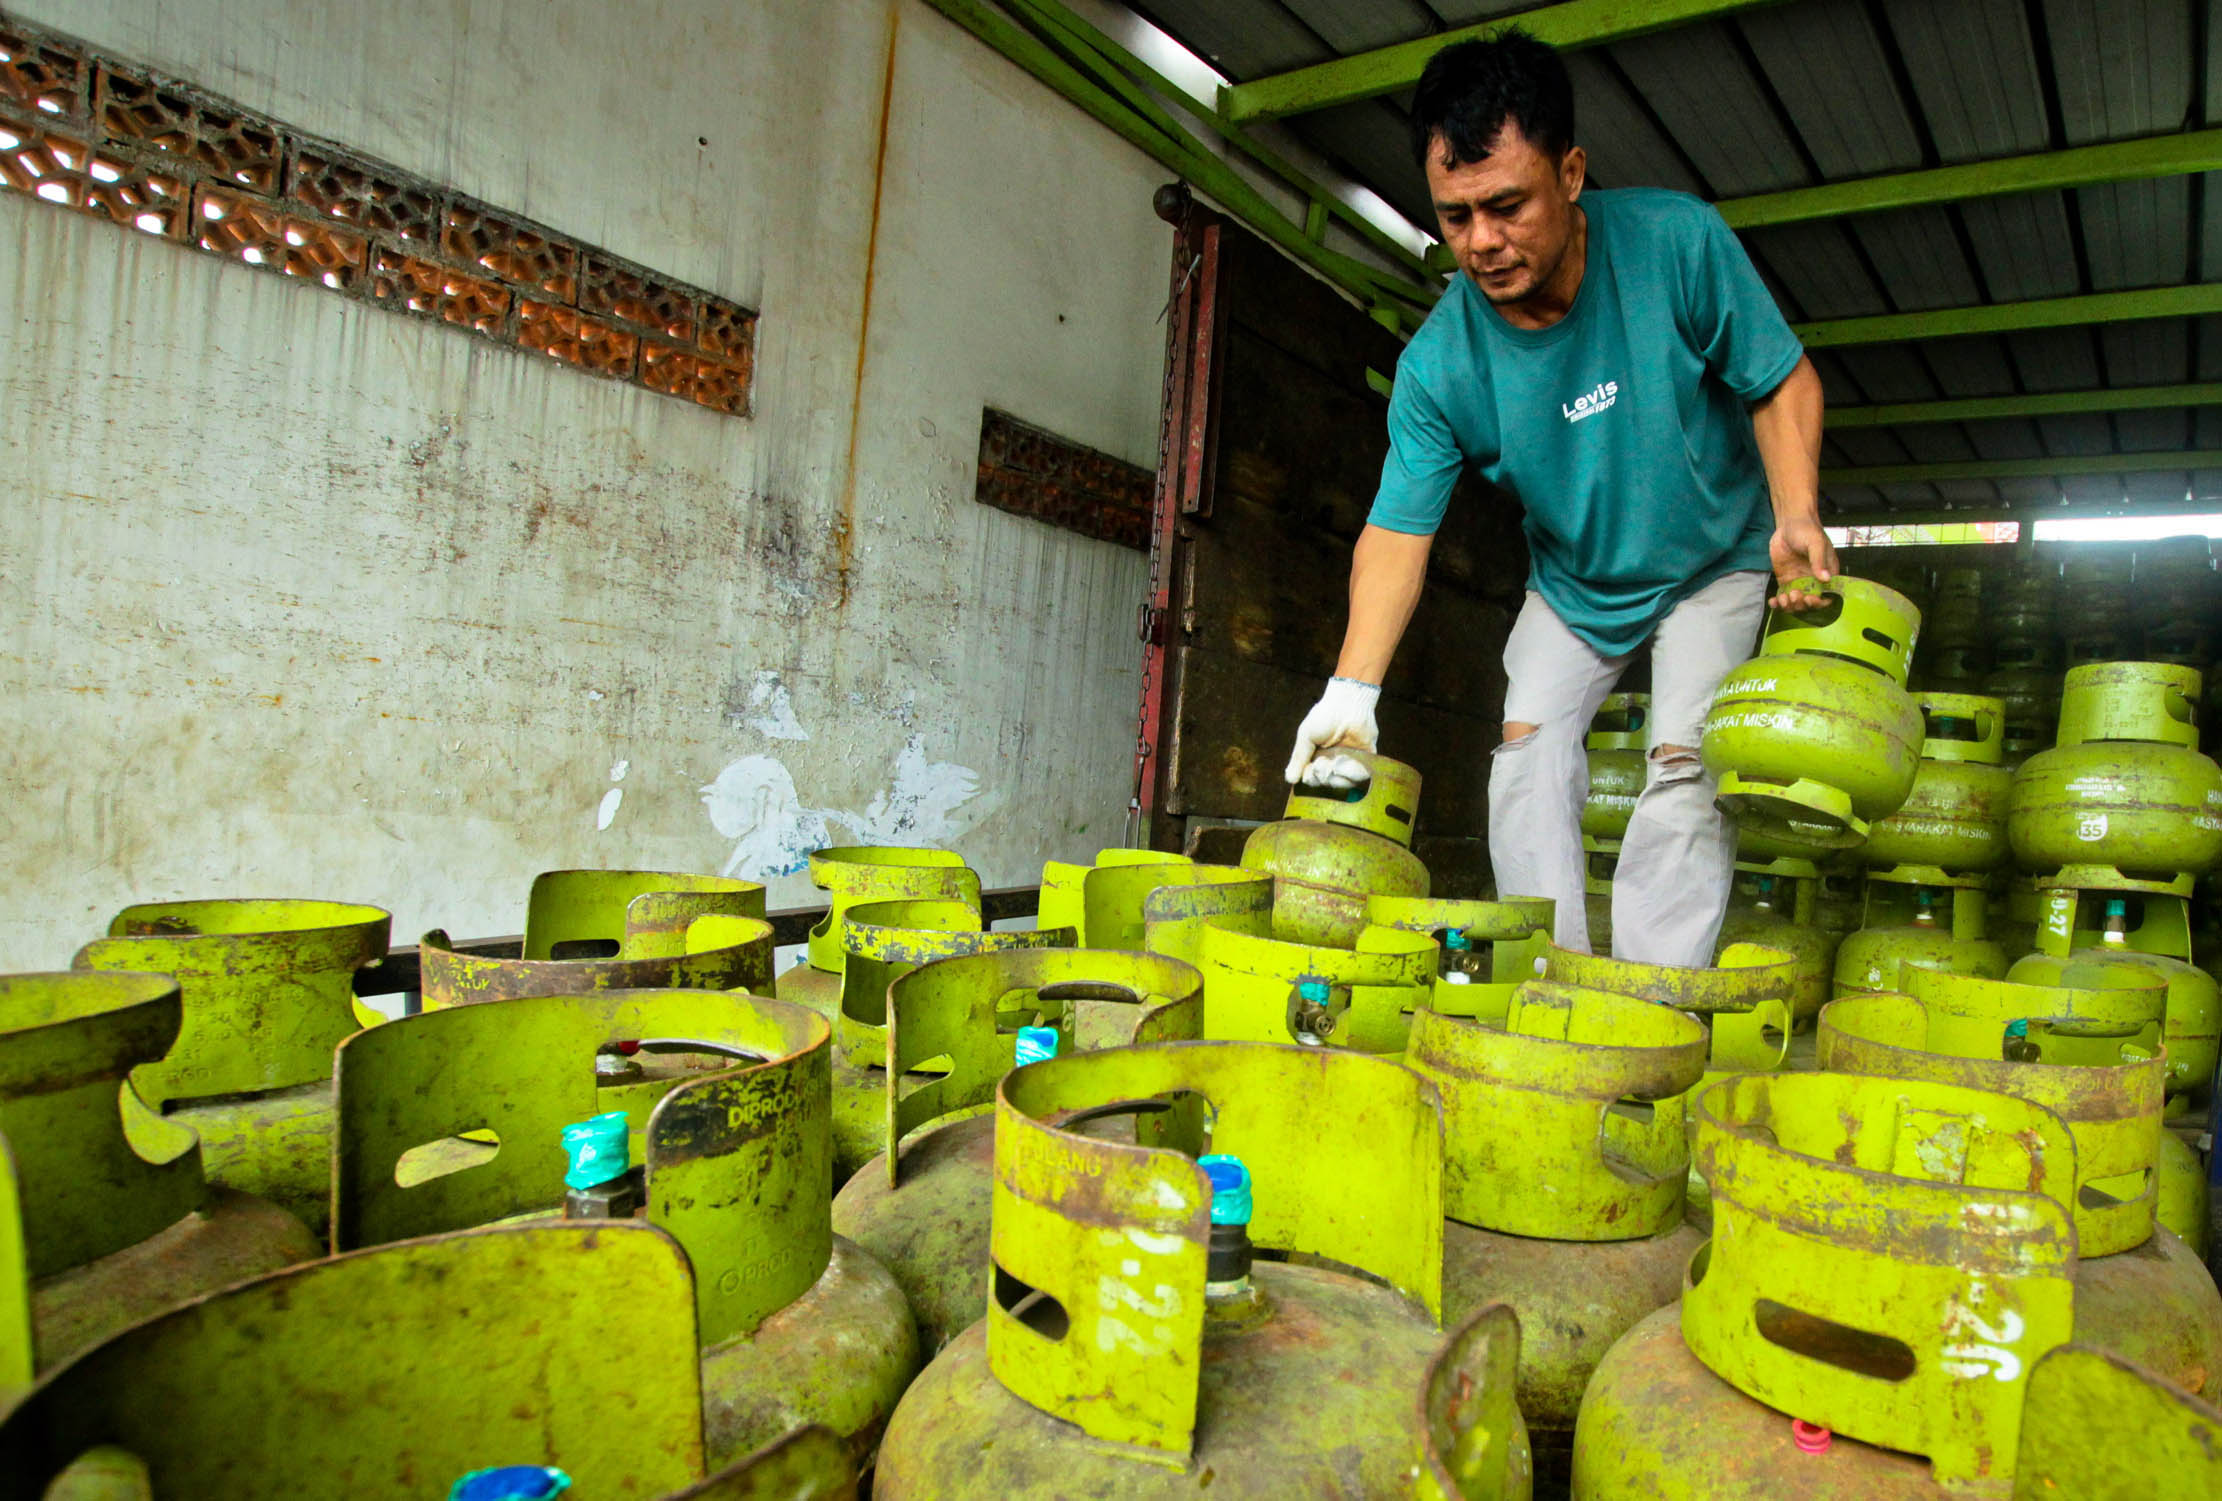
[1408,28,1575,170]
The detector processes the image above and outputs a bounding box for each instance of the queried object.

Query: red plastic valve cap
[1791,1419,1831,1454]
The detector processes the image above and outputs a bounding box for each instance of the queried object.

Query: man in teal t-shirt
[1284,30,1835,967]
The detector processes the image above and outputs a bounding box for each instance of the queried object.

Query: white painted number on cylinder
[1940,1306,2025,1382]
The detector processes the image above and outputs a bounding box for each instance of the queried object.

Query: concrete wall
[1,0,1174,967]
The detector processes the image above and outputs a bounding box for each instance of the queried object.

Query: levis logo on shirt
[1562,380,1620,423]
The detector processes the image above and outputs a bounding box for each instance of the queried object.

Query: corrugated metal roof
[1126,0,2222,518]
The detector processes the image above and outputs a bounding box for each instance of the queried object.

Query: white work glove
[1284,677,1381,789]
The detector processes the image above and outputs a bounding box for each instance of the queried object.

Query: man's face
[1425,123,1587,305]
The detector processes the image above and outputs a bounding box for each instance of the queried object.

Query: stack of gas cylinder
[6,569,2222,1499]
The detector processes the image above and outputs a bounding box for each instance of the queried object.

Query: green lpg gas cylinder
[1985,639,2063,769]
[1989,876,2043,961]
[1541,943,1797,1087]
[873,1041,1530,1499]
[1813,870,1866,935]
[1913,645,1989,696]
[330,988,918,1469]
[2134,534,2218,634]
[0,1220,835,1498]
[1583,837,1626,917]
[1831,882,2007,998]
[413,871,773,1010]
[2158,1127,2210,1256]
[1539,944,1797,1229]
[1573,1073,2080,1499]
[2010,894,2221,1104]
[1713,869,1838,1026]
[1038,849,1201,951]
[1702,577,1925,849]
[1581,695,1649,845]
[1989,565,2057,645]
[1405,982,1708,1452]
[830,947,1204,1351]
[1862,694,2013,878]
[1192,916,1437,1053]
[1130,866,1276,969]
[777,847,981,1021]
[1925,567,1982,647]
[826,900,1075,1180]
[1240,750,1430,947]
[2060,551,2133,643]
[1364,895,1555,1023]
[69,898,389,1235]
[2009,662,2222,889]
[2143,623,2215,668]
[0,972,319,1380]
[1859,558,1931,617]
[1821,974,2165,1255]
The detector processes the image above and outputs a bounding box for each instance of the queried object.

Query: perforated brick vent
[0,16,754,417]
[976,409,1154,550]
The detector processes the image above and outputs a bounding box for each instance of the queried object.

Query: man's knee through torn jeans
[1487,571,1768,967]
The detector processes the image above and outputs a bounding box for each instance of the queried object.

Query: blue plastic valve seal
[1199,1153,1253,1226]
[561,1111,630,1190]
[1444,928,1471,951]
[448,1466,572,1501]
[1297,979,1330,1004]
[1015,1025,1059,1066]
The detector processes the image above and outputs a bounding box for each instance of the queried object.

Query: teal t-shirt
[1369,187,1804,655]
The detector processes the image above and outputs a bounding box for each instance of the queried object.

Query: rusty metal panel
[1167,646,1493,830]
[1183,488,1515,717]
[1133,190,1226,847]
[1135,212,1524,851]
[974,408,1153,550]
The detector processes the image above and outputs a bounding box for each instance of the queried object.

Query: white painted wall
[1,0,1171,967]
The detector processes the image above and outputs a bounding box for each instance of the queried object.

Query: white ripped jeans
[1488,571,1768,967]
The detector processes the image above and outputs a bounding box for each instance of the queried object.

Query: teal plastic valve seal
[560,1111,629,1191]
[1015,1026,1060,1066]
[1199,1153,1253,1226]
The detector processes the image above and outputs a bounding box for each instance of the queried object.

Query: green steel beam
[920,0,1440,332]
[1829,383,2222,429]
[1823,450,2222,487]
[1718,128,2222,229]
[996,0,1434,286]
[1796,284,2222,348]
[1219,0,1788,123]
[1830,496,2222,527]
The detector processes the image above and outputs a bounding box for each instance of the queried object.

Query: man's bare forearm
[1333,524,1434,684]
[1751,355,1824,531]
